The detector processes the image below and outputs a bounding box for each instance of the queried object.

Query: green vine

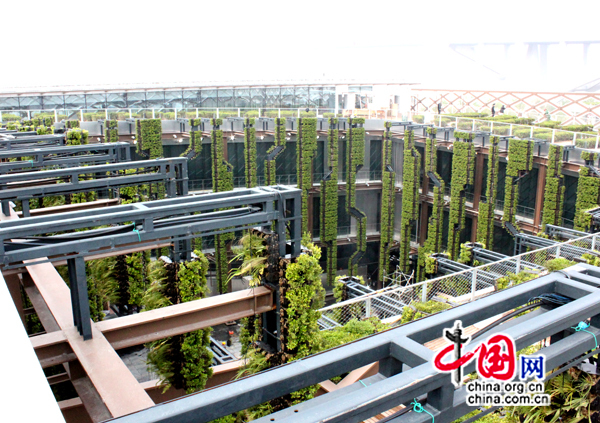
[65,120,80,129]
[244,118,257,188]
[476,136,499,249]
[541,144,564,230]
[379,121,395,281]
[211,118,234,293]
[345,117,366,276]
[400,129,420,272]
[448,134,474,260]
[136,119,163,159]
[503,139,533,230]
[105,120,119,143]
[265,118,286,185]
[574,152,600,231]
[144,252,213,394]
[321,118,339,285]
[297,118,317,234]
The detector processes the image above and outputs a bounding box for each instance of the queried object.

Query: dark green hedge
[136,119,163,159]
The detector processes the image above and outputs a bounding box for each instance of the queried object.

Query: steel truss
[0,142,131,174]
[467,242,545,274]
[0,157,188,217]
[0,134,66,150]
[545,224,589,241]
[430,253,497,289]
[0,186,301,339]
[514,231,595,257]
[340,278,405,317]
[108,264,600,423]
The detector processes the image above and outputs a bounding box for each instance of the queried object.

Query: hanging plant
[448,135,474,260]
[321,118,339,285]
[400,129,421,272]
[66,129,89,145]
[144,252,213,394]
[264,118,286,185]
[476,136,500,249]
[105,120,119,143]
[574,152,600,231]
[379,121,395,282]
[345,117,366,276]
[296,118,318,234]
[136,119,163,159]
[541,144,565,230]
[244,118,258,188]
[417,128,445,281]
[503,139,533,230]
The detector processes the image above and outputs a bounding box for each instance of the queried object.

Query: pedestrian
[437,102,442,115]
[544,109,551,121]
[491,103,496,117]
[499,105,506,114]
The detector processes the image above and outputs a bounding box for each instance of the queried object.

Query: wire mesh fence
[319,233,600,329]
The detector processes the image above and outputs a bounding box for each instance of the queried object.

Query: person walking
[499,105,506,114]
[437,102,442,115]
[491,103,496,117]
[544,109,551,121]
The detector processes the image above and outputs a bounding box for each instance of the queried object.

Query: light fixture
[131,136,135,139]
[230,136,235,140]
[133,140,137,144]
[173,134,177,138]
[260,136,264,140]
[97,137,101,141]
[366,132,370,134]
[178,139,182,143]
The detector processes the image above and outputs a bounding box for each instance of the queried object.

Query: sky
[2,0,599,92]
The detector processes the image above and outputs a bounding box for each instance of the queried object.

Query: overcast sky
[2,0,599,92]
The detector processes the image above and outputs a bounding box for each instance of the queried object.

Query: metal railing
[319,232,600,328]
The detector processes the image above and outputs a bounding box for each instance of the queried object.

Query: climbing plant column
[417,127,444,280]
[345,117,366,276]
[448,131,475,260]
[503,139,533,231]
[541,144,565,230]
[181,118,203,159]
[400,129,420,273]
[265,117,286,185]
[244,118,257,188]
[321,118,339,285]
[476,135,500,249]
[574,152,600,231]
[378,122,395,282]
[296,118,317,235]
[105,120,119,142]
[211,118,234,294]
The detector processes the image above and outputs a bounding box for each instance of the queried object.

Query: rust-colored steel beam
[31,287,274,365]
[534,164,547,227]
[95,286,274,350]
[15,198,119,218]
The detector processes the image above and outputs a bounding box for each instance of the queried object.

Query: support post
[515,255,521,273]
[67,256,92,340]
[471,269,478,301]
[365,298,372,318]
[421,281,428,302]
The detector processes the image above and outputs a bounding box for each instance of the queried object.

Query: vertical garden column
[244,118,257,188]
[417,127,444,280]
[296,118,317,235]
[136,118,164,199]
[574,152,600,231]
[400,129,420,273]
[105,120,119,142]
[448,131,475,260]
[503,139,533,232]
[345,117,366,276]
[321,118,339,285]
[541,144,565,230]
[476,135,499,249]
[181,118,203,159]
[265,117,286,185]
[211,118,234,294]
[378,122,395,282]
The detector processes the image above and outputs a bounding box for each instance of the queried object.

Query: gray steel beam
[0,142,131,174]
[0,158,188,216]
[0,134,66,150]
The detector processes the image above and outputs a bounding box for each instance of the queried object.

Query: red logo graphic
[433,321,516,386]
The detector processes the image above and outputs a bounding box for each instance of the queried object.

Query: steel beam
[0,142,131,174]
[0,134,66,150]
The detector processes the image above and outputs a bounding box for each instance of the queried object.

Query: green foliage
[296,118,317,234]
[544,258,576,272]
[503,139,533,230]
[119,169,149,204]
[574,165,600,231]
[496,271,536,290]
[244,118,257,188]
[136,119,163,159]
[541,145,564,230]
[346,118,366,276]
[264,118,286,185]
[66,129,89,145]
[315,318,389,352]
[453,130,474,140]
[105,120,119,143]
[145,252,213,394]
[321,118,339,285]
[400,129,420,272]
[379,123,396,281]
[333,275,365,303]
[477,136,499,249]
[582,253,600,266]
[229,232,267,288]
[36,126,54,135]
[86,258,119,322]
[448,140,474,260]
[65,120,80,129]
[457,243,472,264]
